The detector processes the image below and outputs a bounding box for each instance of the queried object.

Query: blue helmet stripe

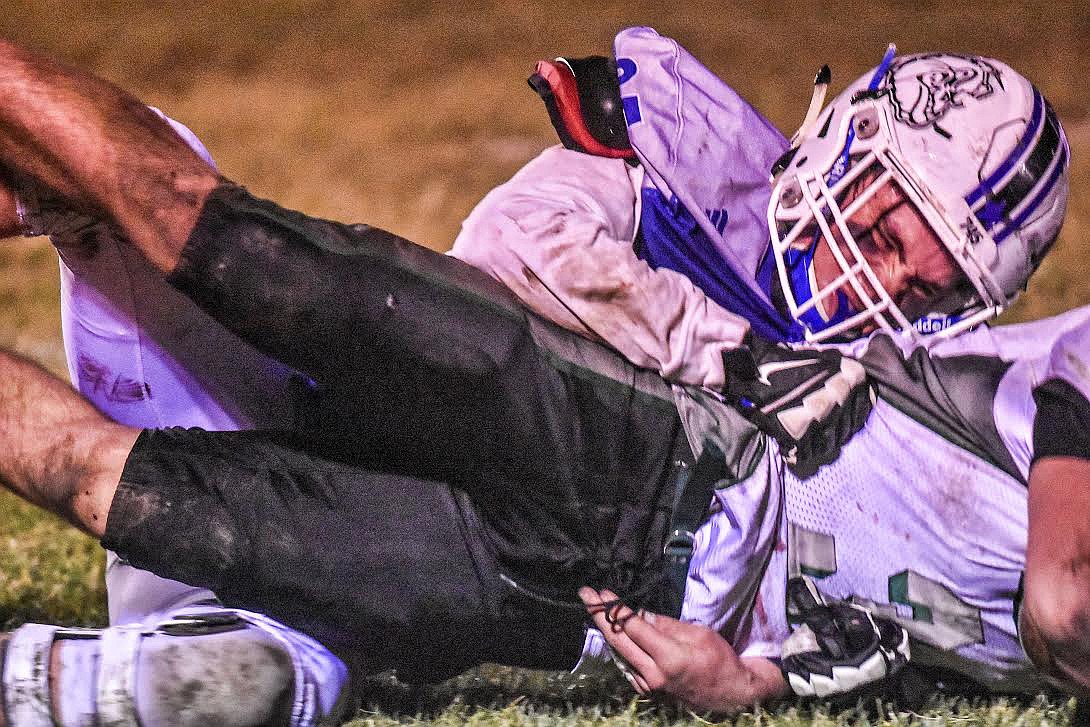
[981,102,1064,234]
[964,88,1044,209]
[826,46,898,188]
[992,140,1068,244]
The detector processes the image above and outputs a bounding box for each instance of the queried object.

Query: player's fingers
[634,608,708,646]
[595,589,684,664]
[579,587,662,684]
[580,587,645,643]
[583,595,656,678]
[626,668,653,695]
[594,589,643,632]
[611,647,653,695]
[591,590,710,652]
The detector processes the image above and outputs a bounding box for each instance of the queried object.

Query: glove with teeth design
[720,334,874,477]
[780,577,910,699]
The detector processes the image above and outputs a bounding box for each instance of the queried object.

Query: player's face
[809,172,964,332]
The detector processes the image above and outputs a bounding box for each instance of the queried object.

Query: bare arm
[579,587,788,713]
[0,171,23,238]
[0,40,217,270]
[1021,456,1090,695]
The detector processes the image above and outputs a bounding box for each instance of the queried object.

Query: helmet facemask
[769,104,1003,343]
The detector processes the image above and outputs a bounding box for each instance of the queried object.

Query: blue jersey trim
[636,189,804,343]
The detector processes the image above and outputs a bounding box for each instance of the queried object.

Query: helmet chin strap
[784,235,858,335]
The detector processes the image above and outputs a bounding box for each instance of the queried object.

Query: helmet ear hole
[854,109,880,139]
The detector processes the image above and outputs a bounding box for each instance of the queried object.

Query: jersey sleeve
[836,306,1090,484]
[989,307,1090,474]
[1032,379,1090,462]
[449,146,750,389]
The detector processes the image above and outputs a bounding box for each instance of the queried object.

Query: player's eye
[845,220,876,246]
[912,277,940,300]
[846,220,891,263]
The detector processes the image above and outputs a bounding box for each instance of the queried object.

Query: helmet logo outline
[882,54,1004,131]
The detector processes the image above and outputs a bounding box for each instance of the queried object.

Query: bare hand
[579,587,787,713]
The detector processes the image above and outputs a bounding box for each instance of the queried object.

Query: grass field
[0,1,1089,724]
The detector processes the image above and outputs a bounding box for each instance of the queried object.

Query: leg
[0,46,680,520]
[0,40,216,272]
[1,605,351,727]
[170,183,686,493]
[0,347,136,537]
[11,108,322,625]
[101,427,592,682]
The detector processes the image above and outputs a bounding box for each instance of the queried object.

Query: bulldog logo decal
[881,54,1004,130]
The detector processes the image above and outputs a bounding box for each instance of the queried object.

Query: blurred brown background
[1,0,1088,371]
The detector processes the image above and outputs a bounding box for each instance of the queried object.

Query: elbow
[1021,572,1090,694]
[1023,595,1086,659]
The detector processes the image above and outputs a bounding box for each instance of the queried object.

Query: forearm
[0,40,216,270]
[1022,456,1090,694]
[712,656,789,712]
[648,649,787,714]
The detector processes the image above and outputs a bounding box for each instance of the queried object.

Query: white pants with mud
[13,109,300,627]
[0,606,352,727]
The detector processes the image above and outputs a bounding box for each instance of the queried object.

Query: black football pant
[102,181,693,681]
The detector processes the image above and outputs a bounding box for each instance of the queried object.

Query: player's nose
[861,246,911,304]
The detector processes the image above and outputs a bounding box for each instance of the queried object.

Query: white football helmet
[768,47,1070,342]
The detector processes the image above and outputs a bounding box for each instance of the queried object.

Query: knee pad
[1,607,353,727]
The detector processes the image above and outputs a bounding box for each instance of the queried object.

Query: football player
[2,29,1068,621]
[0,27,840,661]
[3,287,1088,719]
[453,28,1069,385]
[582,303,1090,708]
[0,36,1079,723]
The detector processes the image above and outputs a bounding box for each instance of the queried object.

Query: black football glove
[780,577,910,699]
[720,334,873,477]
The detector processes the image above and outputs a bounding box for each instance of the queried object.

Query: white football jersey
[685,305,1090,693]
[781,402,1034,691]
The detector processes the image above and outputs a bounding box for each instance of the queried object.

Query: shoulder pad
[528,55,635,161]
